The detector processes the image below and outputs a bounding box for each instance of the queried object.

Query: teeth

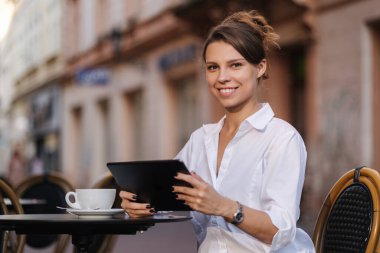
[220,88,235,94]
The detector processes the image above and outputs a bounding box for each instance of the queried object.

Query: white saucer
[66,208,124,218]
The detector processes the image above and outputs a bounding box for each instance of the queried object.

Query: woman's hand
[173,172,235,217]
[174,172,278,243]
[119,191,155,218]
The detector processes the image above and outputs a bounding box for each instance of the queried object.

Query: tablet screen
[107,159,192,211]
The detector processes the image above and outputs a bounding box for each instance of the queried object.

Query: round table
[0,213,192,253]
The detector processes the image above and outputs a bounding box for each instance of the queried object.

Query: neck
[224,102,261,132]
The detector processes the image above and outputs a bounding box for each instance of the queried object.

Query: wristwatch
[231,201,244,225]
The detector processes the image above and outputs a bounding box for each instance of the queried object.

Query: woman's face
[205,41,266,113]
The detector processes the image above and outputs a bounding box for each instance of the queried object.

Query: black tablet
[107,159,192,211]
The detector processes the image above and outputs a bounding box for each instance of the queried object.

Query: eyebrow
[205,58,246,64]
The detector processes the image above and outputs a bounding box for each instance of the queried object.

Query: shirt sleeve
[261,130,307,251]
[174,133,208,245]
[174,132,193,164]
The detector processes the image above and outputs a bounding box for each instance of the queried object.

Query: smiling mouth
[218,87,238,96]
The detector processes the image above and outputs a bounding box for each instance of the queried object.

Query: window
[70,106,83,173]
[264,46,306,137]
[96,0,108,38]
[66,0,79,56]
[97,99,111,171]
[370,22,380,168]
[289,47,307,137]
[124,89,144,160]
[173,75,200,149]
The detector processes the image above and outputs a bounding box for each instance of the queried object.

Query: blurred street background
[1,0,380,252]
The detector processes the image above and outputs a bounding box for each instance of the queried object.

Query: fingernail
[150,208,156,213]
[175,194,179,199]
[132,194,137,200]
[146,204,151,209]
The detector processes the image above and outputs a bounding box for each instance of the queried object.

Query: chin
[223,104,240,112]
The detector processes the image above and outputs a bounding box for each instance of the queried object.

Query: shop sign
[158,44,197,72]
[75,68,111,85]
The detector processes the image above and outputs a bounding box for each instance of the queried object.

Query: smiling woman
[0,0,14,41]
[120,9,315,253]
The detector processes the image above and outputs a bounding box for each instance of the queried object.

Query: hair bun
[222,10,279,51]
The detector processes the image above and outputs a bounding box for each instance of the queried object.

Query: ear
[256,59,267,79]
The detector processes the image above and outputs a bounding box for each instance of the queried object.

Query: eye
[206,65,218,71]
[231,62,243,68]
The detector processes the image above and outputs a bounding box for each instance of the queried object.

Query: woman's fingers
[126,208,155,217]
[119,190,138,201]
[176,192,199,204]
[175,172,204,188]
[173,185,198,196]
[173,172,209,199]
[119,190,155,217]
[190,171,203,181]
[120,200,149,210]
[121,202,155,217]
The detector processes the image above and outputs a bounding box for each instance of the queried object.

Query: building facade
[0,0,64,184]
[61,0,207,186]
[305,0,380,231]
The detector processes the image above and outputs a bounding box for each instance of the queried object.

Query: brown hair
[202,10,279,79]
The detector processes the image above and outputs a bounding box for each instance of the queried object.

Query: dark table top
[0,213,192,235]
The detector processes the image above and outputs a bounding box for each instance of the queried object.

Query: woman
[120,10,315,253]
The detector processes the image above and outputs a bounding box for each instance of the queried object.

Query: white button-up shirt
[175,103,315,253]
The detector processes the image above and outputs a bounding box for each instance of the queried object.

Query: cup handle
[65,192,81,209]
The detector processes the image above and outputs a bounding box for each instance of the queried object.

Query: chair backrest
[15,173,74,250]
[313,167,380,253]
[0,179,26,253]
[88,172,122,253]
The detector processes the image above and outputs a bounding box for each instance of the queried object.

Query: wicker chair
[0,179,26,253]
[15,173,75,253]
[87,172,122,253]
[313,166,380,253]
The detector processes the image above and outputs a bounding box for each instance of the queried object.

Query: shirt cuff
[265,207,296,251]
[191,211,207,245]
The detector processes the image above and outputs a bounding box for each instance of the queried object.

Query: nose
[217,67,231,84]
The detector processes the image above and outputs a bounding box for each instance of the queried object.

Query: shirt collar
[202,116,225,135]
[245,103,274,131]
[202,103,274,134]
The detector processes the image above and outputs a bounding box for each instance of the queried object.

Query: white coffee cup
[65,189,116,210]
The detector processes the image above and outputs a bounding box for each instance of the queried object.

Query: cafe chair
[313,166,380,253]
[88,172,122,253]
[15,172,75,253]
[0,179,26,253]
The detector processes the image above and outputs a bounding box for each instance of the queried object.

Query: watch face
[236,212,243,222]
[232,202,244,224]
